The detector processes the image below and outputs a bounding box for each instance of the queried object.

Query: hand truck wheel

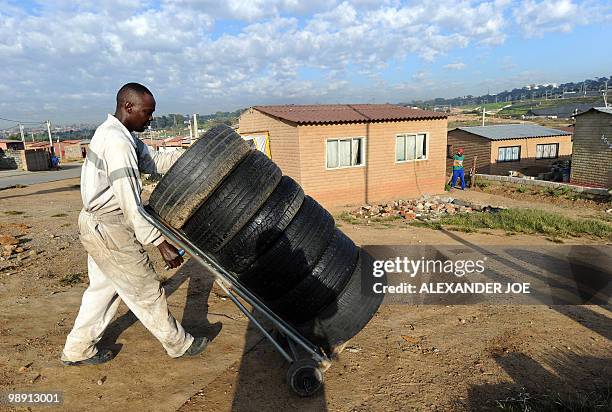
[286,358,324,397]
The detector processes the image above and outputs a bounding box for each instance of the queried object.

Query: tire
[296,250,385,353]
[214,176,304,273]
[182,150,282,252]
[269,228,359,323]
[148,124,251,228]
[238,196,335,300]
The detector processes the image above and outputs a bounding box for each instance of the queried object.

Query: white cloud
[444,62,467,70]
[513,0,611,36]
[0,0,608,124]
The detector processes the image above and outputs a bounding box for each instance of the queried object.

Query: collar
[106,114,137,147]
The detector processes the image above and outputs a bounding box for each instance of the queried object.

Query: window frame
[535,143,559,160]
[324,136,366,170]
[497,145,521,163]
[395,132,429,164]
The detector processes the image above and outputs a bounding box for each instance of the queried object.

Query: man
[61,83,208,366]
[451,147,466,190]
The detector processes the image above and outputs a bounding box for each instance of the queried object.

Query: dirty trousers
[61,210,193,361]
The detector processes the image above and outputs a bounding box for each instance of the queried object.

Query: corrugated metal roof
[574,106,612,116]
[457,124,571,140]
[253,104,447,124]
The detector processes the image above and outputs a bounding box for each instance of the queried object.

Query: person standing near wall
[451,148,466,190]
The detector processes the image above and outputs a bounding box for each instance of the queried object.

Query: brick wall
[297,119,448,207]
[63,144,83,160]
[239,109,301,181]
[570,111,612,188]
[0,150,22,170]
[446,130,492,174]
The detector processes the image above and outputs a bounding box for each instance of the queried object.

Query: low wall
[475,173,610,197]
[1,150,25,170]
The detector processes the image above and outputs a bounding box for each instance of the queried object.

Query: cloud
[444,62,467,70]
[0,0,608,124]
[513,0,612,36]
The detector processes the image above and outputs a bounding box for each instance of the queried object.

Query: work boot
[181,337,210,357]
[62,349,114,366]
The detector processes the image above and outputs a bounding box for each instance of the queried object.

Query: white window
[498,146,520,162]
[326,137,364,169]
[536,143,558,159]
[396,133,427,162]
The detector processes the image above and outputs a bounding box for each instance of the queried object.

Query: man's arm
[106,138,163,245]
[135,139,184,175]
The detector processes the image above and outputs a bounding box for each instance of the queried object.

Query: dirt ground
[0,179,610,411]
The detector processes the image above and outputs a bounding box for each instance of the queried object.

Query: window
[497,146,520,162]
[446,144,454,159]
[536,143,558,159]
[396,133,427,162]
[326,137,364,169]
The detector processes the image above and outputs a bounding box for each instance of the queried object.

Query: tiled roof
[457,124,571,140]
[253,104,447,124]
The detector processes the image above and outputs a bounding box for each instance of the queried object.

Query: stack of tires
[149,125,383,352]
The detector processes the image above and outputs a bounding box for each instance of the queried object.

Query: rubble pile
[348,195,505,222]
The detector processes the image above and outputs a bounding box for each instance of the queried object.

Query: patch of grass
[411,220,443,230]
[411,209,612,240]
[60,273,83,286]
[369,214,403,223]
[516,185,528,193]
[496,385,612,411]
[4,210,24,215]
[337,211,359,224]
[51,213,68,218]
[475,180,490,189]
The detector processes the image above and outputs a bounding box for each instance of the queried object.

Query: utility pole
[192,114,198,140]
[30,131,34,142]
[188,119,193,143]
[482,105,485,126]
[603,80,609,108]
[46,120,54,154]
[19,124,25,146]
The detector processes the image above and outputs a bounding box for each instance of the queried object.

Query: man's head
[114,83,156,132]
[457,148,464,155]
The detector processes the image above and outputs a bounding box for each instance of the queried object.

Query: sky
[0,0,610,126]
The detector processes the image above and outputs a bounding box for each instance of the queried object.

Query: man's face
[128,93,156,132]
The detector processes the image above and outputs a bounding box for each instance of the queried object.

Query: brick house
[570,107,612,188]
[0,139,25,151]
[446,124,572,176]
[239,104,448,208]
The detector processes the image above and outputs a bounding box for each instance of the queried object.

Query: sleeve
[105,138,165,246]
[135,139,184,175]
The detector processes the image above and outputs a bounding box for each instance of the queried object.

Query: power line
[0,116,46,125]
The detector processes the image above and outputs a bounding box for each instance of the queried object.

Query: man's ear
[125,101,133,113]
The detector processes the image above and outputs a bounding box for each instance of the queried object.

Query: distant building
[524,103,598,119]
[0,139,25,151]
[239,104,448,207]
[570,107,612,188]
[447,124,573,176]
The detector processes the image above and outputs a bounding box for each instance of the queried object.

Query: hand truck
[139,205,331,397]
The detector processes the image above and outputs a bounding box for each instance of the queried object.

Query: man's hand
[157,240,183,269]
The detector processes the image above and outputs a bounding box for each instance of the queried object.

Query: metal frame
[138,205,330,369]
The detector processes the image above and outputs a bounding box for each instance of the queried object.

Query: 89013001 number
[1,391,63,405]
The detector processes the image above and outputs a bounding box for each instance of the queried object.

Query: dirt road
[0,179,609,411]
